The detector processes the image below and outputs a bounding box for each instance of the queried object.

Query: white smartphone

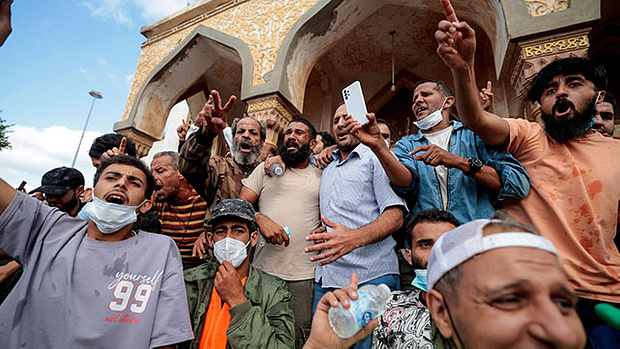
[342,81,369,125]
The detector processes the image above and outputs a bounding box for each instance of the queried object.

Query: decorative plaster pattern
[205,0,319,85]
[122,0,318,122]
[508,29,590,101]
[523,35,588,57]
[246,94,296,144]
[524,0,569,18]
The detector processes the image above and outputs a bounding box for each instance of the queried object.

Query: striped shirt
[152,187,207,268]
[316,144,406,288]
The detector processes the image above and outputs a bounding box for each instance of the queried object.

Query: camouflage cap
[209,198,255,226]
[30,167,85,195]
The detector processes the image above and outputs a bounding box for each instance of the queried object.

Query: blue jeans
[312,274,400,349]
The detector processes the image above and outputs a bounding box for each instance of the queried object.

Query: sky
[0,0,199,192]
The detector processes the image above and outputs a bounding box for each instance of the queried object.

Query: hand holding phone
[342,81,369,125]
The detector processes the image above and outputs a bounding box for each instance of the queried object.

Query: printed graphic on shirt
[104,270,163,325]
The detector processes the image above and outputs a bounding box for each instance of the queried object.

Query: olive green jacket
[184,262,295,349]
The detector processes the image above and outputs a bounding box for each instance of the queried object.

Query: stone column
[115,128,155,158]
[506,28,591,121]
[245,93,298,145]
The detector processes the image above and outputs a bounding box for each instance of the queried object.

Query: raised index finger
[486,80,492,93]
[119,137,127,154]
[440,0,459,23]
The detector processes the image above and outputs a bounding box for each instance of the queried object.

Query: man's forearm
[451,67,510,148]
[178,131,217,201]
[357,206,404,247]
[450,156,501,191]
[371,145,413,188]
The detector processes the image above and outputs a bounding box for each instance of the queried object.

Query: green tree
[0,113,12,151]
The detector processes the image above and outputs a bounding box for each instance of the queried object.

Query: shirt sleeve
[391,139,420,198]
[241,163,264,196]
[149,238,194,347]
[370,154,408,215]
[475,135,531,200]
[0,193,68,265]
[506,118,544,160]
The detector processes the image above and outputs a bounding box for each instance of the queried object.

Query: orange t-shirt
[505,119,620,302]
[199,278,247,349]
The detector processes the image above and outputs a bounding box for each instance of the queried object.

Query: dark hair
[603,91,617,113]
[133,211,162,233]
[89,133,137,159]
[152,151,180,171]
[406,209,460,248]
[231,117,266,141]
[289,118,317,139]
[94,154,155,199]
[375,118,394,139]
[414,79,454,97]
[317,131,335,147]
[527,57,607,104]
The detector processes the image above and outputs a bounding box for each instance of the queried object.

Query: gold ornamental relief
[525,0,569,17]
[204,0,320,85]
[522,35,589,58]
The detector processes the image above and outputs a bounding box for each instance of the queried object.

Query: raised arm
[350,113,413,187]
[178,90,236,202]
[435,0,510,148]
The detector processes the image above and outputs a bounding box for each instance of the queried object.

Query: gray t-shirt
[0,193,193,348]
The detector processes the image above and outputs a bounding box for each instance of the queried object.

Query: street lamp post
[71,90,103,168]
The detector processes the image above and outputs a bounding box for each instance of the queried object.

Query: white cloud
[82,0,133,27]
[133,0,194,20]
[83,0,197,26]
[0,125,103,192]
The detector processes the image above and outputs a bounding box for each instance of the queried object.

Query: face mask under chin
[78,197,146,234]
[414,98,448,131]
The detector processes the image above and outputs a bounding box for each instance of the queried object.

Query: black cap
[208,198,255,226]
[29,167,85,195]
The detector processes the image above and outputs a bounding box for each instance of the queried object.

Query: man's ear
[404,248,412,265]
[309,138,318,152]
[596,90,606,105]
[250,230,259,247]
[138,199,152,214]
[444,96,456,109]
[426,289,455,339]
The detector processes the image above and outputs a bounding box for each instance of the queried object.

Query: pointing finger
[440,0,459,23]
[119,137,127,154]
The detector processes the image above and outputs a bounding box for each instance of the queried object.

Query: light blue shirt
[316,144,406,288]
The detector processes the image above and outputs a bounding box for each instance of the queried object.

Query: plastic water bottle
[328,284,391,338]
[269,163,284,177]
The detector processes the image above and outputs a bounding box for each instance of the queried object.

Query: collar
[412,121,463,141]
[332,143,369,163]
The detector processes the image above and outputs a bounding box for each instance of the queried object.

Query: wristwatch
[466,158,483,176]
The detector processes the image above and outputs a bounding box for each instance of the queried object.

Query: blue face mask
[411,269,428,292]
[78,197,145,234]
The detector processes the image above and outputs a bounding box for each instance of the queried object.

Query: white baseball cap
[427,219,559,291]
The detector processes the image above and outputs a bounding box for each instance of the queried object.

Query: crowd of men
[1,0,619,347]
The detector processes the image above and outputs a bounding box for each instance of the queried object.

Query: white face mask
[413,98,448,131]
[213,234,254,267]
[78,196,145,234]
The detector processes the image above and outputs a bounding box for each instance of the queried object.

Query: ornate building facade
[114,0,617,157]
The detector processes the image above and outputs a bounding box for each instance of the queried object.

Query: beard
[232,139,262,166]
[411,254,426,270]
[279,139,312,168]
[542,97,596,143]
